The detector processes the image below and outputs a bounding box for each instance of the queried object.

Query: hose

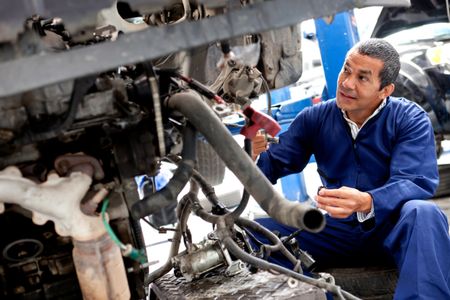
[191,170,227,215]
[131,123,196,219]
[215,219,360,300]
[190,192,222,224]
[176,190,354,298]
[228,138,251,219]
[144,193,193,284]
[183,186,301,272]
[166,154,227,214]
[165,90,325,232]
[236,217,299,268]
[17,75,96,145]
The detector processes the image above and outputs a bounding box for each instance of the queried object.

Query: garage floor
[433,196,450,219]
[434,140,450,218]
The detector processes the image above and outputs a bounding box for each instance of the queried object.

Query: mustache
[338,86,357,98]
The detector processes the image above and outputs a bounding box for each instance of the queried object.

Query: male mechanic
[252,38,450,299]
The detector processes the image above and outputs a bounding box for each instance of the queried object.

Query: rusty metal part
[0,166,105,241]
[73,233,130,300]
[54,154,105,180]
[0,166,131,299]
[81,188,109,216]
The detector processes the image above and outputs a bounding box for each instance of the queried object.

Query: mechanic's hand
[315,186,373,218]
[251,132,268,161]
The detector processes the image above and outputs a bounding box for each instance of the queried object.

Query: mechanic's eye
[359,76,368,81]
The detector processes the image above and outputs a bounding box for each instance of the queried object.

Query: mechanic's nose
[342,75,355,90]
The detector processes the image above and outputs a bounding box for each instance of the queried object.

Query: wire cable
[101,198,147,264]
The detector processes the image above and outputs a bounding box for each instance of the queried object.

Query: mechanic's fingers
[318,186,354,198]
[317,187,372,213]
[251,133,268,160]
[316,204,351,219]
[252,132,266,145]
[316,194,353,208]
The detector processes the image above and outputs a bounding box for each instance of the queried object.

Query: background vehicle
[372,0,450,196]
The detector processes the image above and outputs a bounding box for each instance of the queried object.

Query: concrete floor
[433,196,450,219]
[434,140,450,218]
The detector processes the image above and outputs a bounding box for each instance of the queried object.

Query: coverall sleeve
[368,106,439,223]
[257,109,314,184]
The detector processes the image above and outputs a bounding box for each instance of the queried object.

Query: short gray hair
[353,38,400,90]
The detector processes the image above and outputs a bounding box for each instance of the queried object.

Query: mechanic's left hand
[251,132,268,161]
[315,186,373,218]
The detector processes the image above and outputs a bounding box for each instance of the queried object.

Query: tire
[196,139,226,186]
[322,266,398,300]
[435,163,450,198]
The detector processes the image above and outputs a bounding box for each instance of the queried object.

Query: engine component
[2,239,44,262]
[223,65,263,104]
[172,235,246,282]
[0,166,131,299]
[54,153,105,180]
[131,124,197,219]
[0,167,102,240]
[210,59,264,105]
[172,239,228,282]
[73,233,130,300]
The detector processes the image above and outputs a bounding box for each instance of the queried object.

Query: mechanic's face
[336,50,394,125]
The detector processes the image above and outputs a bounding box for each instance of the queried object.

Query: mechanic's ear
[380,83,395,99]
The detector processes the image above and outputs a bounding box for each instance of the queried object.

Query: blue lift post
[274,10,359,202]
[315,10,360,100]
[276,97,314,202]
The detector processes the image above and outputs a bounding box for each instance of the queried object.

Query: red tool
[240,106,281,139]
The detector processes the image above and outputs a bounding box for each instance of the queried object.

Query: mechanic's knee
[400,200,441,220]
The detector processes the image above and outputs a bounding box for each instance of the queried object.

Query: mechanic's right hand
[252,132,268,161]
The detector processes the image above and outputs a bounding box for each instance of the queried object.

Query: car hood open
[372,0,449,38]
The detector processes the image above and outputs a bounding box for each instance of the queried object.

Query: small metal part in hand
[266,136,279,144]
[317,186,325,195]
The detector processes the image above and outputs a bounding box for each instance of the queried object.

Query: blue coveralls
[255,97,450,299]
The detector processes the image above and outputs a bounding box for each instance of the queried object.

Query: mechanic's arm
[318,107,438,221]
[367,109,438,222]
[255,109,314,184]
